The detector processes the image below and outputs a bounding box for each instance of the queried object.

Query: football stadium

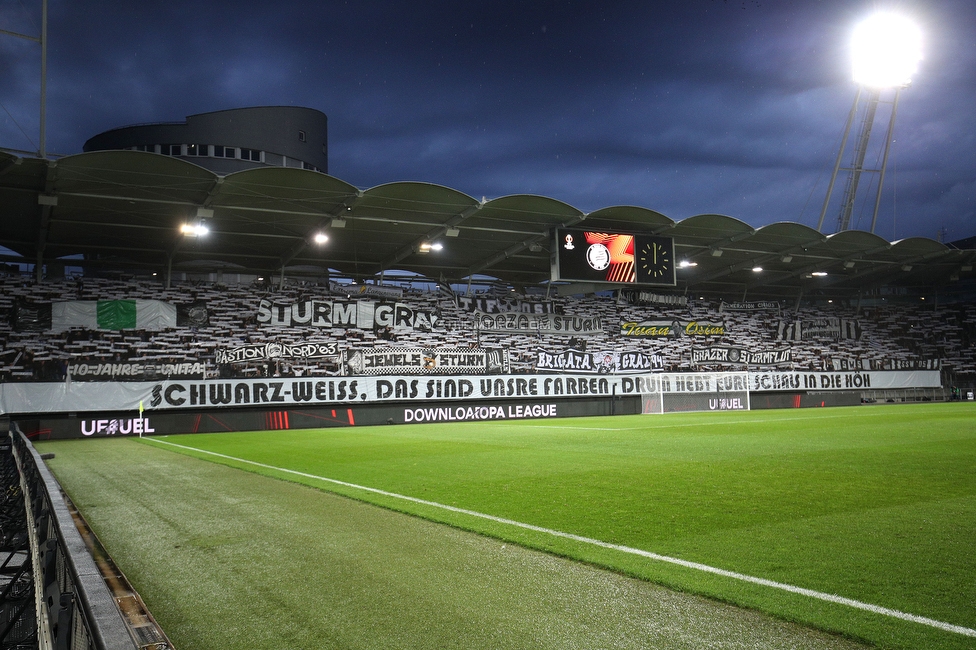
[1,99,975,650]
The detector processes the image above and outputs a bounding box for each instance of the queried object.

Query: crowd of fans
[1,274,974,387]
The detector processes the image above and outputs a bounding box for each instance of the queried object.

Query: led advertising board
[552,229,675,286]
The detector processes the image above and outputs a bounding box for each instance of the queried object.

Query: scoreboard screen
[551,229,675,286]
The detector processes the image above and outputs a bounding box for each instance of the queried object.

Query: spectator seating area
[1,275,974,386]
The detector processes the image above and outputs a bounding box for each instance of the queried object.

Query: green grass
[38,402,976,649]
[37,436,867,650]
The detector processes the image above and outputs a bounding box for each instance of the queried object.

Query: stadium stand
[2,274,973,389]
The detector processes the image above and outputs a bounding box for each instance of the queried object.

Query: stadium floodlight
[180,221,209,237]
[818,12,922,235]
[679,260,697,268]
[419,242,443,253]
[852,12,922,88]
[313,232,328,244]
[752,266,763,273]
[811,271,828,277]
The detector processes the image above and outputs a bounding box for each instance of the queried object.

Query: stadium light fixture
[180,221,209,237]
[419,242,444,253]
[819,12,922,235]
[852,12,922,88]
[752,266,763,273]
[313,232,328,244]
[679,260,697,268]
[812,271,828,277]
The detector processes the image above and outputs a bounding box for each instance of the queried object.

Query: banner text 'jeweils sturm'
[341,347,509,375]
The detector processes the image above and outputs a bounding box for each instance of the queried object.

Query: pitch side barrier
[3,370,941,439]
[7,423,140,650]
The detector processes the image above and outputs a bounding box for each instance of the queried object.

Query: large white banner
[776,318,861,341]
[473,312,603,335]
[341,347,509,375]
[0,370,939,415]
[257,298,439,331]
[748,369,940,391]
[52,299,177,332]
[535,349,664,373]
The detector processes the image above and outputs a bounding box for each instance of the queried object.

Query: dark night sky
[2,0,974,243]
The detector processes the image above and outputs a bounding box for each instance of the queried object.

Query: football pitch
[37,402,976,649]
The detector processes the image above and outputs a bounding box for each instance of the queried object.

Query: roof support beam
[463,212,591,280]
[746,242,894,291]
[819,248,953,288]
[686,235,828,286]
[278,194,362,290]
[678,229,757,264]
[34,160,57,282]
[0,156,21,177]
[376,200,485,275]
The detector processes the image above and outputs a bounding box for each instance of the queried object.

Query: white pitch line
[146,437,976,638]
[522,412,884,433]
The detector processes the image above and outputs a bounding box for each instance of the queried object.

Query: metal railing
[9,424,138,650]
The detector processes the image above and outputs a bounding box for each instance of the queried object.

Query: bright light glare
[679,260,697,268]
[752,266,763,273]
[852,12,922,88]
[180,222,209,237]
[313,232,328,244]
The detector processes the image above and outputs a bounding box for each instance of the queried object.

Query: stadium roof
[1,149,974,300]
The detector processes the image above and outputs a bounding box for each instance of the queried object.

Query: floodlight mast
[0,0,48,157]
[817,12,922,235]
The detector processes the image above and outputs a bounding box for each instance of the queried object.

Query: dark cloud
[2,0,974,242]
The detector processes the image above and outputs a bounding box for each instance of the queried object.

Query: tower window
[298,130,307,142]
[240,148,262,162]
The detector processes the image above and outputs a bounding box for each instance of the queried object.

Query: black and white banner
[67,360,206,381]
[692,346,792,366]
[719,301,780,312]
[828,357,941,371]
[329,281,404,299]
[456,296,556,314]
[621,291,688,307]
[535,349,664,373]
[473,312,603,335]
[1,370,940,415]
[776,318,861,341]
[342,347,509,375]
[12,299,209,331]
[257,299,439,331]
[620,320,726,337]
[215,341,339,365]
[748,369,939,391]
